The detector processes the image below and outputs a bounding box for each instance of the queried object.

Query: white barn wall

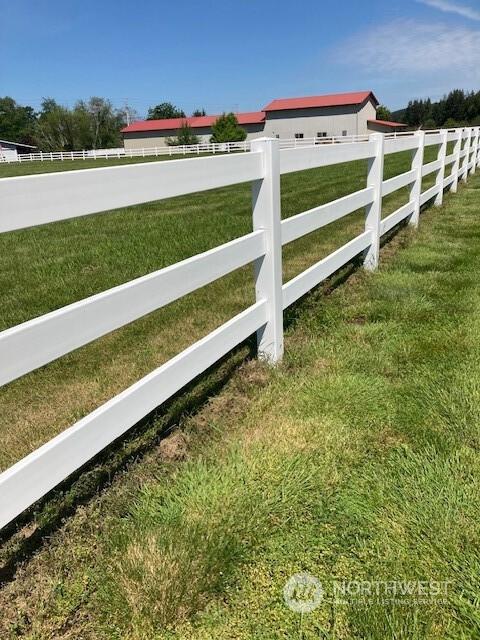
[263,99,377,139]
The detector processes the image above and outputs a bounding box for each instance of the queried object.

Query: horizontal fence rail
[0,231,265,387]
[0,143,251,163]
[0,301,268,527]
[0,135,376,165]
[0,127,479,529]
[281,187,375,245]
[0,152,264,233]
[282,231,372,309]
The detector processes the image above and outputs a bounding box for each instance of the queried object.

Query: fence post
[451,129,462,193]
[477,127,480,168]
[470,127,479,175]
[251,137,283,363]
[409,130,425,227]
[462,128,471,183]
[434,130,448,207]
[364,133,384,271]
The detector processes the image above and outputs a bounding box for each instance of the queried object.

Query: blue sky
[1,0,479,116]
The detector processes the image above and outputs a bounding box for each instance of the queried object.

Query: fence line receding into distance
[0,135,375,163]
[0,126,478,529]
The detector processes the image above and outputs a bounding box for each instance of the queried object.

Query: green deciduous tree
[35,97,125,151]
[147,102,185,120]
[35,98,77,151]
[74,97,125,149]
[192,108,206,117]
[376,105,392,121]
[422,118,437,130]
[210,113,246,143]
[443,117,462,129]
[0,97,37,144]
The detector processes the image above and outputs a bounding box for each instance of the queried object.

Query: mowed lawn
[0,152,202,178]
[0,156,478,639]
[0,145,441,472]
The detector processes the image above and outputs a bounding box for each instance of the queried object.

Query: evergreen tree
[399,89,480,127]
[167,121,200,146]
[210,113,246,143]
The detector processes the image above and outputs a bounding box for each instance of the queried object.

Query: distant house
[121,91,404,149]
[0,139,37,161]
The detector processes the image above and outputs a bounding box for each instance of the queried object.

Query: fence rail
[0,127,479,529]
[0,133,399,164]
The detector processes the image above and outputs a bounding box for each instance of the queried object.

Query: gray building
[262,91,378,139]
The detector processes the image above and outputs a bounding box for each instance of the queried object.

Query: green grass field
[0,147,440,473]
[0,153,202,178]
[2,145,476,639]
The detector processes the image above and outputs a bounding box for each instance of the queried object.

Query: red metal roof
[263,91,378,112]
[368,119,407,128]
[122,111,265,133]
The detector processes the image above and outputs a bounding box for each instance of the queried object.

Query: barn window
[294,133,304,139]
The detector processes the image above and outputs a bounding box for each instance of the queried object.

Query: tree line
[0,96,132,151]
[0,97,246,150]
[392,89,480,129]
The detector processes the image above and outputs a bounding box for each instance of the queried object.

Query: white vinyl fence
[0,142,249,163]
[1,135,373,164]
[0,127,478,529]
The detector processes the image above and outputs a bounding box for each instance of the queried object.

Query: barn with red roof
[121,91,403,149]
[261,91,379,139]
[122,111,265,150]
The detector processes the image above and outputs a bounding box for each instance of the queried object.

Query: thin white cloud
[418,0,480,21]
[335,20,480,77]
